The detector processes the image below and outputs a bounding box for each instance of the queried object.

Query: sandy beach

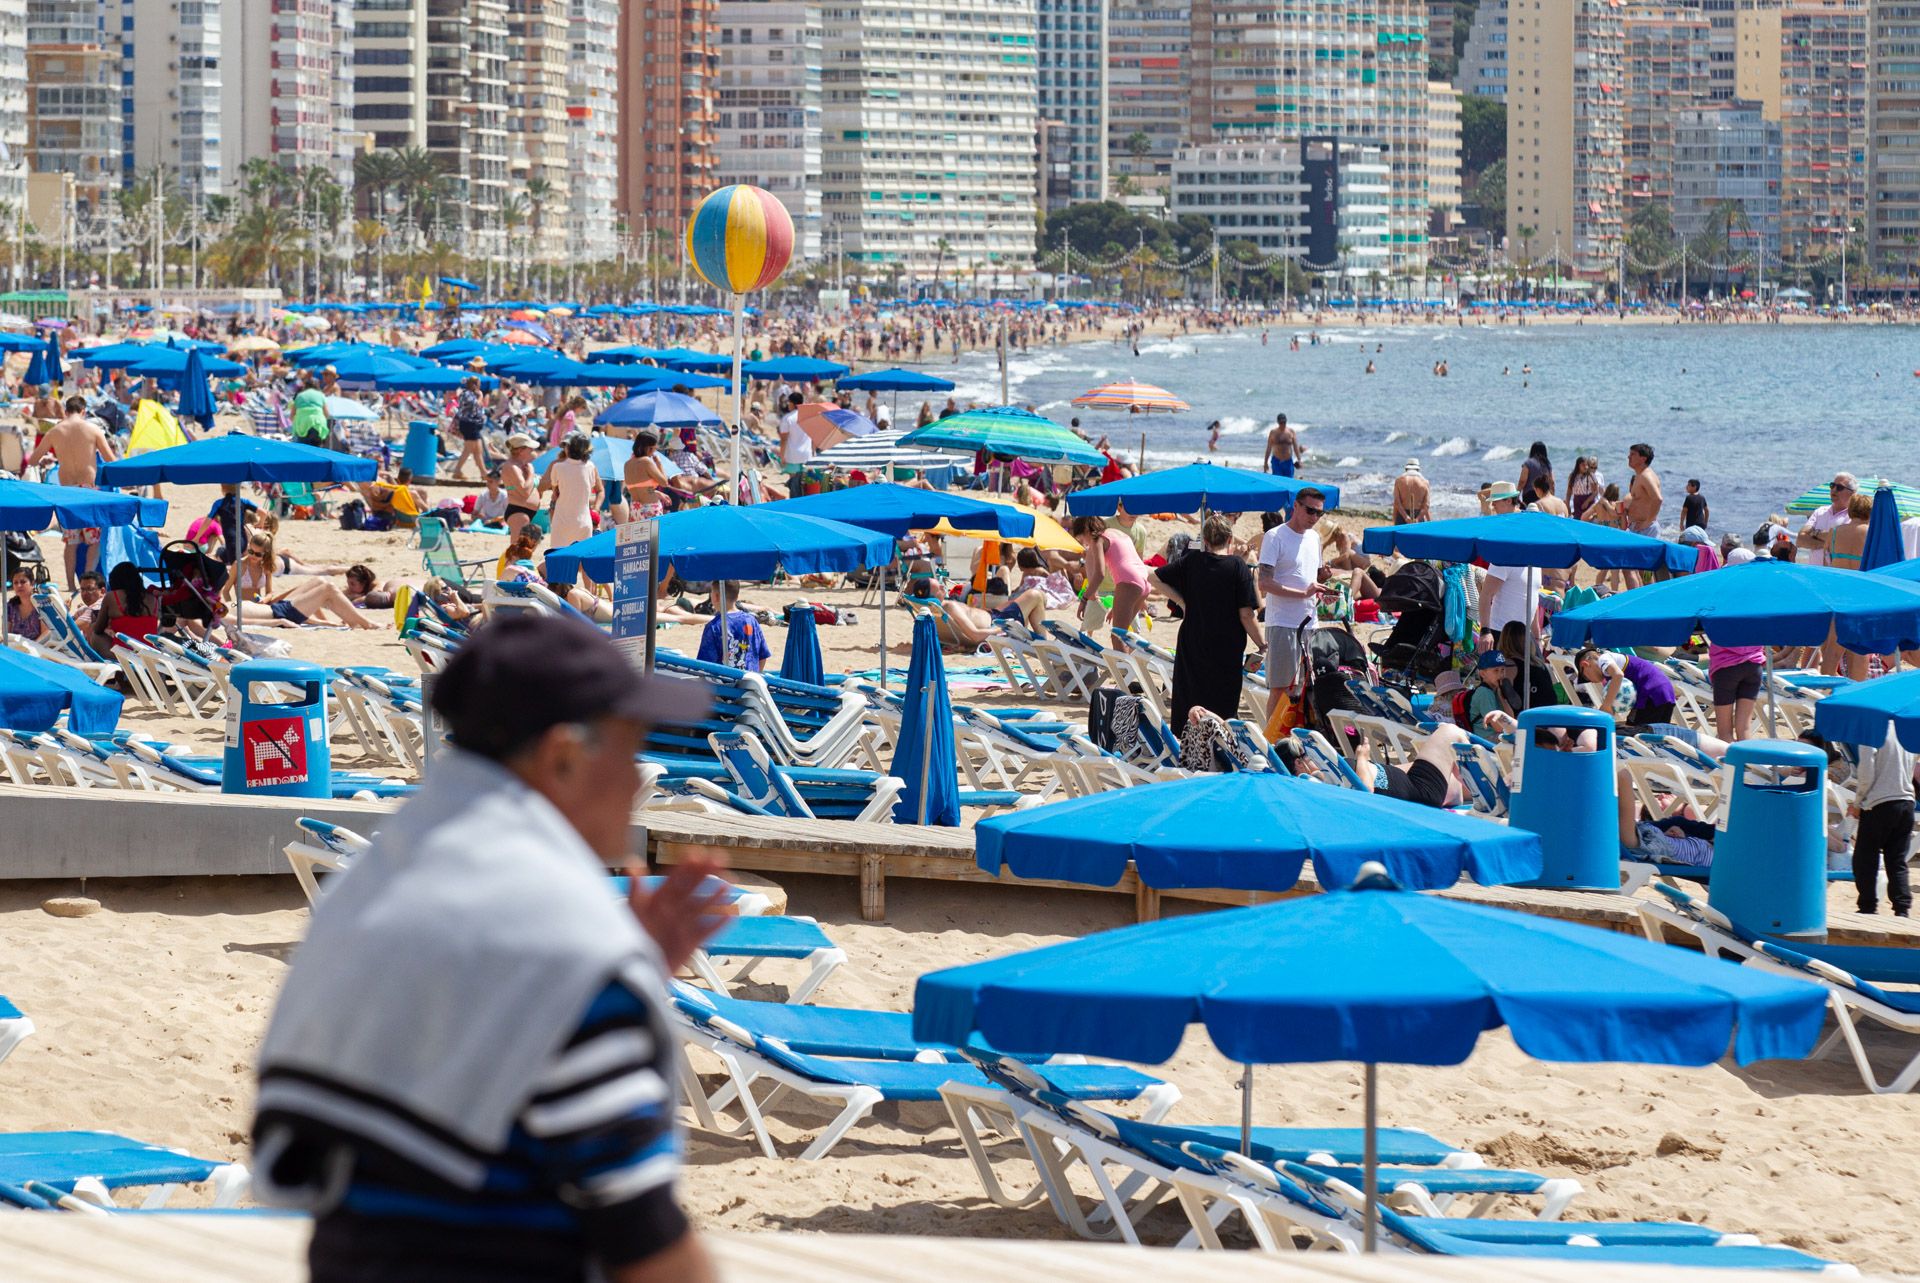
[1,481,1918,1275]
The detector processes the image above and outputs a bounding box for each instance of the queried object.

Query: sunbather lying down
[1347,724,1467,809]
[897,578,1047,654]
[1617,765,1714,868]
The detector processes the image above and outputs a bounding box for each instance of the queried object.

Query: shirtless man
[500,433,541,538]
[1266,413,1302,478]
[1624,442,1664,588]
[1391,458,1430,524]
[28,396,119,589]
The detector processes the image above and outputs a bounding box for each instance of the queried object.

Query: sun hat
[1678,525,1709,546]
[1486,481,1521,505]
[1403,458,1422,474]
[1434,670,1464,696]
[505,432,537,449]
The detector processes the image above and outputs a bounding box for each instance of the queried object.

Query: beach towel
[254,750,656,1194]
[128,400,188,455]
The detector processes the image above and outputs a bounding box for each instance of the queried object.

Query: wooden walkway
[0,1218,1889,1283]
[644,810,1920,948]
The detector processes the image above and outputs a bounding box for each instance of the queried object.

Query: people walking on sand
[1151,515,1264,734]
[1682,479,1709,533]
[1566,455,1603,520]
[27,396,118,589]
[1266,413,1301,478]
[1392,459,1430,525]
[1257,487,1331,716]
[1623,443,1664,587]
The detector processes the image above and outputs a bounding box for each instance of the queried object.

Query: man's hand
[626,858,733,973]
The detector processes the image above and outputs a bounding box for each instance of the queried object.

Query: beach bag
[338,499,367,532]
[1179,708,1250,773]
[1264,690,1306,743]
[1088,685,1145,762]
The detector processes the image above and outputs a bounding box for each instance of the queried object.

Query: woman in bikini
[622,430,671,518]
[500,434,541,538]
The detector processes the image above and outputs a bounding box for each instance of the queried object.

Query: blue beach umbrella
[0,477,146,531]
[98,435,377,488]
[1814,670,1920,750]
[741,355,852,382]
[322,396,379,423]
[374,366,499,393]
[891,612,959,826]
[1069,462,1341,516]
[976,773,1539,893]
[779,605,825,687]
[22,345,55,385]
[1862,485,1906,574]
[176,346,217,431]
[913,867,1827,1250]
[0,648,123,734]
[532,435,639,483]
[835,367,957,393]
[119,348,247,380]
[596,390,724,431]
[1362,511,1667,570]
[543,504,890,585]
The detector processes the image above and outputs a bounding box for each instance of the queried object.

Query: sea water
[934,322,1920,537]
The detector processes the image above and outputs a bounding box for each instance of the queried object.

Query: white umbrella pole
[1239,1063,1253,1155]
[728,296,745,501]
[1766,649,1780,739]
[878,562,888,691]
[1363,1062,1379,1253]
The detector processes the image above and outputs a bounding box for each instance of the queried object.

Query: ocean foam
[1336,455,1363,468]
[1384,431,1413,444]
[1482,445,1520,463]
[1216,415,1258,437]
[1430,436,1474,457]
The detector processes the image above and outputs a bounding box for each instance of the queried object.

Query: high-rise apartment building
[1458,0,1508,101]
[1671,101,1783,261]
[1036,0,1107,212]
[434,0,510,242]
[1737,0,1866,263]
[821,0,1039,276]
[1624,7,1715,216]
[1170,138,1390,276]
[617,0,718,247]
[1,0,28,213]
[223,0,356,188]
[1188,0,1430,272]
[121,0,225,199]
[506,0,570,258]
[25,0,122,218]
[715,1,822,261]
[1868,0,1920,270]
[565,0,620,262]
[350,0,427,153]
[1506,0,1626,276]
[1428,82,1463,223]
[1105,0,1187,199]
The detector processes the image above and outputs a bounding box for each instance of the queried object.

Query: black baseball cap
[431,612,710,760]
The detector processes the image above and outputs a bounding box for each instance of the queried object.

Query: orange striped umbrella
[1070,380,1190,413]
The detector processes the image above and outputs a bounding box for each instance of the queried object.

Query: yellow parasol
[227,335,281,354]
[926,497,1079,552]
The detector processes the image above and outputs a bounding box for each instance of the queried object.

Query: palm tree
[525,177,556,292]
[354,150,401,220]
[501,194,532,290]
[217,204,304,286]
[1514,224,1537,297]
[1626,201,1675,295]
[930,236,952,297]
[391,147,445,237]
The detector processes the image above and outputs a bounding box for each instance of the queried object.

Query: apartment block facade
[0,0,25,213]
[223,0,356,189]
[1506,0,1626,276]
[565,0,620,261]
[715,0,823,261]
[1105,0,1188,199]
[1738,0,1866,261]
[1036,0,1107,212]
[1868,0,1920,269]
[1624,7,1715,217]
[122,0,225,198]
[1671,101,1783,261]
[617,0,718,245]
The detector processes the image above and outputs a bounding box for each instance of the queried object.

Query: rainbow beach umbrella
[1071,379,1190,413]
[899,405,1105,466]
[795,403,877,451]
[1786,478,1920,519]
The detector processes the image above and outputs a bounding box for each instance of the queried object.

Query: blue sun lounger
[0,998,32,1068]
[0,1132,249,1210]
[693,915,845,1003]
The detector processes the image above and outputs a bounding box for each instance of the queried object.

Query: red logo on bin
[243,717,308,788]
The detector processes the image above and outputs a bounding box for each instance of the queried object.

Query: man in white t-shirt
[1257,487,1330,714]
[778,392,811,474]
[1479,482,1538,636]
[1796,472,1855,568]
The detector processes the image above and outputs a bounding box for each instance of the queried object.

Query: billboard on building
[1301,137,1340,270]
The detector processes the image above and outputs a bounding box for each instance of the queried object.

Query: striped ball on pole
[685,185,794,295]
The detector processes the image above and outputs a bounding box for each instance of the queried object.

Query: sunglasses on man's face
[1300,506,1325,517]
[1831,483,1853,492]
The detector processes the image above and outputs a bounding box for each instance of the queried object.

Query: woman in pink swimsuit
[1068,514,1150,638]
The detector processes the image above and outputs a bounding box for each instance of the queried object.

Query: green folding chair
[416,516,494,592]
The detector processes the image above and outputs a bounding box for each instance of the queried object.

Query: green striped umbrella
[899,404,1107,467]
[1786,478,1920,519]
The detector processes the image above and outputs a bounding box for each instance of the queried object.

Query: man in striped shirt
[253,614,725,1283]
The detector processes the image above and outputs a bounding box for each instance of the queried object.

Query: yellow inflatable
[128,399,189,455]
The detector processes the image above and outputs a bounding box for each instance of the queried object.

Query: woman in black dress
[1151,516,1265,733]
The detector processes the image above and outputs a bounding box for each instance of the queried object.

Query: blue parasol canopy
[976,773,1540,894]
[596,390,724,431]
[835,367,957,393]
[1862,485,1906,575]
[890,612,959,825]
[544,504,891,584]
[0,478,147,531]
[914,871,1826,1069]
[1362,512,1668,569]
[98,435,377,487]
[741,356,852,382]
[175,346,217,430]
[374,366,499,392]
[1813,670,1920,751]
[119,348,247,380]
[1552,560,1920,654]
[0,647,122,734]
[762,483,1034,539]
[779,605,826,687]
[1069,462,1340,516]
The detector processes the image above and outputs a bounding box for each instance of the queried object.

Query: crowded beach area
[6,283,1920,1282]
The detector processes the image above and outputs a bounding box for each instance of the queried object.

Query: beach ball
[685,185,794,295]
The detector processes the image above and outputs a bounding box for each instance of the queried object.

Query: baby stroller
[154,540,232,632]
[1371,560,1453,681]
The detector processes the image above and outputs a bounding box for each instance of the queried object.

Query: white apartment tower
[1036,0,1107,211]
[0,0,26,213]
[1505,0,1627,277]
[1106,0,1187,199]
[716,0,823,262]
[222,0,356,189]
[1458,0,1508,101]
[565,0,620,262]
[822,0,1040,277]
[122,0,225,199]
[506,0,570,259]
[1428,81,1463,223]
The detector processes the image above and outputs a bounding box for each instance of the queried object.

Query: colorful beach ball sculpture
[685,185,795,295]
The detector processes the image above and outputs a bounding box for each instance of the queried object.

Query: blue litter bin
[403,419,440,480]
[1708,739,1829,939]
[1509,706,1618,890]
[222,659,333,799]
